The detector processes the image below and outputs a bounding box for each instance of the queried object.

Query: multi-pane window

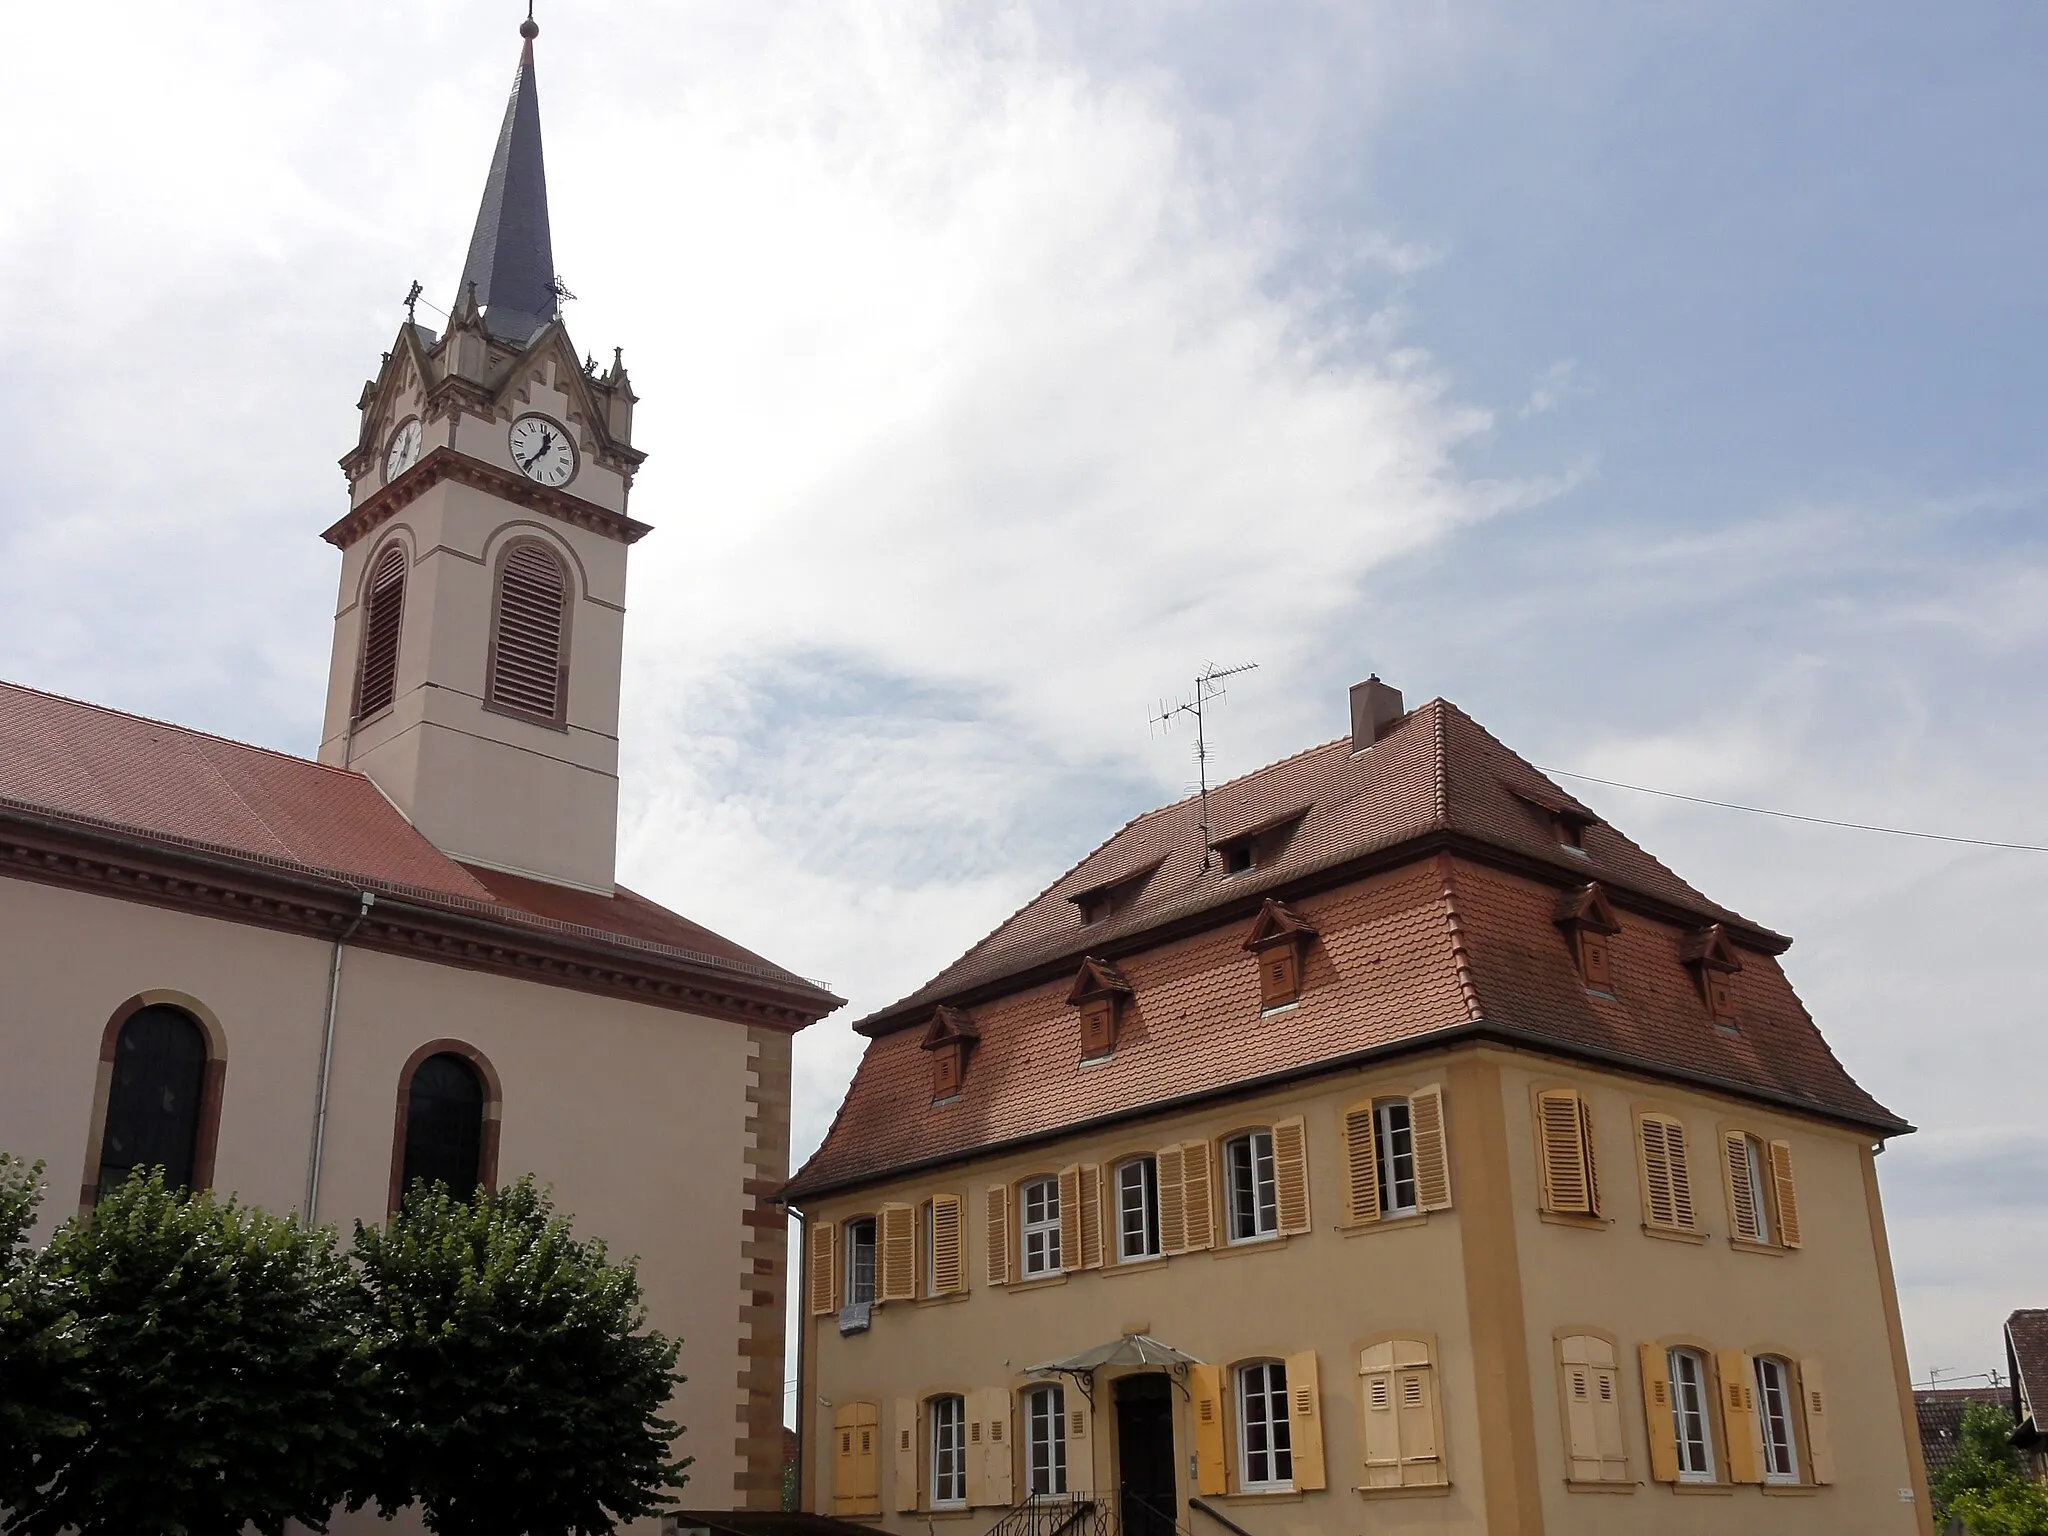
[1667,1349,1716,1483]
[400,1052,485,1198]
[845,1217,877,1306]
[930,1395,967,1507]
[1225,1131,1279,1242]
[1754,1357,1800,1484]
[1026,1384,1068,1495]
[1021,1177,1062,1276]
[1739,1137,1773,1244]
[98,1004,208,1197]
[1117,1157,1161,1260]
[1236,1361,1294,1490]
[1375,1100,1417,1217]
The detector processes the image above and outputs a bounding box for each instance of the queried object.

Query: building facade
[0,20,836,1521]
[786,680,1933,1536]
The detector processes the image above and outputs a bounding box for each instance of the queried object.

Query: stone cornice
[0,805,840,1032]
[323,447,654,551]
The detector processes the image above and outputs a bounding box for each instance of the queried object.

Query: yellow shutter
[834,1402,879,1515]
[1637,1114,1676,1228]
[1591,1348,1628,1482]
[809,1219,839,1316]
[832,1402,856,1513]
[1341,1101,1380,1224]
[1273,1116,1312,1235]
[1410,1085,1453,1211]
[879,1202,915,1302]
[1359,1340,1441,1488]
[1724,1132,1761,1242]
[1058,1166,1084,1274]
[977,1386,1014,1506]
[984,1184,1011,1286]
[1798,1358,1835,1484]
[1190,1363,1227,1495]
[1079,1164,1105,1270]
[1717,1349,1762,1483]
[1769,1140,1802,1248]
[1560,1336,1603,1481]
[894,1398,919,1511]
[1538,1090,1594,1215]
[930,1193,965,1296]
[1639,1342,1679,1483]
[1181,1140,1216,1251]
[964,1388,990,1508]
[1395,1355,1442,1486]
[1157,1144,1188,1255]
[1284,1351,1326,1490]
[1666,1118,1696,1229]
[1359,1349,1401,1489]
[1066,1396,1095,1496]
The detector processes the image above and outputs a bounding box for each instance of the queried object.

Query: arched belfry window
[486,540,570,722]
[390,1042,500,1210]
[97,1004,209,1197]
[354,542,408,720]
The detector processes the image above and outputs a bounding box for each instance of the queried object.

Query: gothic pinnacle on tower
[457,9,557,344]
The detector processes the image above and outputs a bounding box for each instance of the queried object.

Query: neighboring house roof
[2009,1310,2048,1432]
[788,696,1902,1200]
[1916,1387,2009,1480]
[0,679,838,1025]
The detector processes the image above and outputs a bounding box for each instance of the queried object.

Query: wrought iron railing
[982,1492,1110,1536]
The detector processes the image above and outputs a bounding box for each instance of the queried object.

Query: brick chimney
[1349,676,1404,753]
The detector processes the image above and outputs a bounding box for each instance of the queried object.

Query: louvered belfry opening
[488,540,570,720]
[354,543,407,719]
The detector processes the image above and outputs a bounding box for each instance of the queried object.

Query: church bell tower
[319,15,645,894]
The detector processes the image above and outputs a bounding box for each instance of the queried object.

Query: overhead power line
[1537,768,2048,855]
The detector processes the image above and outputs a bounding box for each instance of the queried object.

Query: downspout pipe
[790,1204,810,1513]
[304,891,375,1223]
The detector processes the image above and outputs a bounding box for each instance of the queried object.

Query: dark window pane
[99,1005,207,1196]
[402,1052,485,1197]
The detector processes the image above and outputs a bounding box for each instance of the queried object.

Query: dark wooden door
[1115,1374,1177,1536]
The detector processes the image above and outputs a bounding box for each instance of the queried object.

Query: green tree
[2,1170,372,1536]
[0,1156,87,1514]
[1933,1400,2048,1536]
[351,1177,688,1536]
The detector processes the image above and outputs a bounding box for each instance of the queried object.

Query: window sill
[1726,1237,1791,1257]
[1259,1001,1300,1019]
[929,1094,962,1107]
[1712,1022,1742,1038]
[1583,986,1617,1001]
[1339,1213,1429,1238]
[914,1291,970,1308]
[1212,1233,1290,1259]
[1214,1488,1301,1504]
[921,1506,975,1520]
[1102,1255,1168,1278]
[1760,1482,1820,1497]
[1537,1209,1609,1232]
[1352,1480,1450,1499]
[1079,1052,1116,1069]
[480,698,571,734]
[1005,1272,1070,1294]
[1667,1480,1735,1496]
[1639,1223,1707,1245]
[1564,1479,1636,1495]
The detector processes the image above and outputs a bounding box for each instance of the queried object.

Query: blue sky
[3,1,2043,1386]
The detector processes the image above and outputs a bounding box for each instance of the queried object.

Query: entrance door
[1114,1374,1178,1536]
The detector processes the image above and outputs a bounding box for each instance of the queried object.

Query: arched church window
[97,1004,209,1197]
[354,542,408,719]
[399,1051,487,1199]
[486,540,570,721]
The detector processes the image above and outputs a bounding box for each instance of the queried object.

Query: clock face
[384,417,423,482]
[508,415,575,487]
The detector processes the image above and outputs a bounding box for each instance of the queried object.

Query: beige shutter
[1637,1114,1676,1228]
[1359,1340,1441,1488]
[1410,1086,1453,1211]
[1157,1144,1188,1255]
[964,1389,990,1508]
[1560,1336,1602,1481]
[1058,1166,1084,1274]
[1079,1164,1105,1270]
[832,1403,856,1513]
[1285,1351,1326,1490]
[1341,1102,1380,1224]
[1537,1090,1595,1215]
[1190,1363,1227,1495]
[894,1399,919,1512]
[970,1386,1013,1507]
[1066,1396,1095,1496]
[1724,1131,1762,1242]
[1359,1350,1401,1489]
[1666,1119,1696,1228]
[1639,1343,1679,1483]
[1273,1116,1312,1235]
[808,1219,839,1316]
[930,1193,965,1296]
[1396,1357,1442,1486]
[1769,1140,1802,1248]
[985,1184,1011,1286]
[879,1202,915,1302]
[1181,1140,1216,1251]
[1717,1349,1762,1483]
[1591,1348,1628,1481]
[1799,1358,1835,1484]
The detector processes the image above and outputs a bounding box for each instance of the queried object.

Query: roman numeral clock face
[508,415,576,487]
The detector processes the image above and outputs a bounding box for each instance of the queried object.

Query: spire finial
[521,1,537,40]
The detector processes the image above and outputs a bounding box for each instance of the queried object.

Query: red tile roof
[1915,1387,2009,1478]
[2010,1310,2048,1418]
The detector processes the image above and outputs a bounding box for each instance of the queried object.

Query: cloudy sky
[5,1,2045,1387]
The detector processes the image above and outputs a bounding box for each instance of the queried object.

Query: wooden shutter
[355,543,406,718]
[1078,1164,1104,1270]
[984,1184,1011,1286]
[1189,1364,1227,1495]
[1359,1340,1441,1488]
[1157,1144,1188,1255]
[1717,1349,1762,1483]
[1341,1102,1380,1224]
[1638,1113,1696,1230]
[808,1220,839,1316]
[930,1193,964,1296]
[1181,1141,1216,1252]
[1065,1396,1095,1495]
[1259,947,1301,1008]
[1639,1343,1679,1483]
[1285,1351,1326,1490]
[1798,1358,1834,1484]
[1537,1090,1596,1215]
[834,1402,880,1515]
[488,541,568,718]
[1410,1086,1453,1211]
[1059,1166,1084,1274]
[1359,1349,1401,1489]
[1769,1140,1802,1248]
[878,1202,914,1302]
[893,1399,919,1512]
[1579,930,1613,989]
[1395,1356,1442,1486]
[1080,999,1115,1057]
[1273,1116,1312,1235]
[1560,1335,1628,1483]
[1724,1131,1762,1242]
[967,1387,1012,1507]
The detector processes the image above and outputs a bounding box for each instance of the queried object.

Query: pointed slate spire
[457,13,557,344]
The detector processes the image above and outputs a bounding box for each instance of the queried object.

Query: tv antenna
[1153,662,1258,870]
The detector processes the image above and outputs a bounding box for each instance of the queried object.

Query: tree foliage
[0,1157,87,1515]
[1933,1400,2048,1536]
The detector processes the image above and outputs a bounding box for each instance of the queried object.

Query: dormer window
[1067,860,1164,928]
[1680,925,1744,1024]
[1066,956,1134,1061]
[1507,781,1600,858]
[1553,882,1622,993]
[1242,897,1318,1012]
[919,1007,978,1102]
[1223,843,1254,876]
[1211,808,1308,880]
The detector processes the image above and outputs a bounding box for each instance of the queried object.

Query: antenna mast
[1154,662,1259,870]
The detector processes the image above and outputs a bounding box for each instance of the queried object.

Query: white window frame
[931,1395,967,1507]
[1667,1348,1716,1483]
[1235,1360,1294,1491]
[1117,1157,1160,1260]
[1742,1137,1774,1244]
[1754,1357,1800,1484]
[1021,1176,1062,1277]
[1225,1131,1279,1243]
[1375,1099,1418,1217]
[1026,1384,1068,1495]
[845,1216,876,1307]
